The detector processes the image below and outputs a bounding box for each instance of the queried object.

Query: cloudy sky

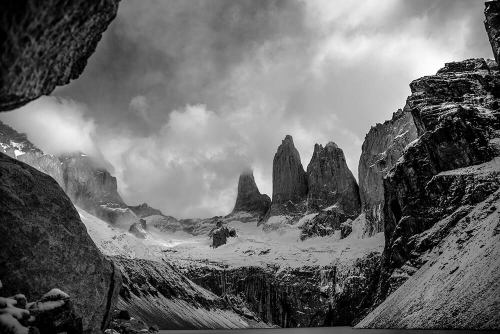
[0,0,493,218]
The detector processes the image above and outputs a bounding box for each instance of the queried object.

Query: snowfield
[79,207,384,270]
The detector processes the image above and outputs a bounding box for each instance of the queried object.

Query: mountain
[356,4,500,327]
[358,110,418,237]
[231,168,271,220]
[128,203,166,218]
[307,142,361,215]
[272,135,309,204]
[0,121,138,228]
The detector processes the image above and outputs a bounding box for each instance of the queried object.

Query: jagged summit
[325,141,338,149]
[306,142,360,215]
[272,135,308,204]
[128,203,165,218]
[232,169,271,218]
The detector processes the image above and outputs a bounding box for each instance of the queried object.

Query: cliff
[358,110,417,237]
[0,0,120,111]
[357,3,500,327]
[112,256,270,329]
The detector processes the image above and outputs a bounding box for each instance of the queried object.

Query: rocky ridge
[0,122,138,228]
[0,0,120,111]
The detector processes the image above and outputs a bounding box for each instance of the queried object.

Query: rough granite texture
[0,0,120,111]
[232,169,271,219]
[485,0,500,65]
[358,110,417,237]
[307,142,361,215]
[0,152,121,333]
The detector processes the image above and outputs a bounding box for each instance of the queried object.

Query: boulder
[0,152,122,333]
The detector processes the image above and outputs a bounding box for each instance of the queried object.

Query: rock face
[377,58,500,301]
[0,152,121,333]
[271,135,308,207]
[485,0,500,66]
[113,257,269,329]
[358,110,417,237]
[231,169,271,219]
[0,123,137,228]
[60,153,138,228]
[307,142,361,215]
[0,0,120,111]
[182,253,381,328]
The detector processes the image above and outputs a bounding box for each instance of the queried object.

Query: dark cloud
[2,0,493,218]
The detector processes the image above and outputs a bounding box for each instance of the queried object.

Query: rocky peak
[232,168,271,218]
[485,0,500,65]
[306,142,360,216]
[272,135,308,204]
[128,203,165,218]
[358,109,418,237]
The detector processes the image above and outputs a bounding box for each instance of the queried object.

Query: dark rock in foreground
[210,221,237,248]
[0,0,120,111]
[0,152,121,333]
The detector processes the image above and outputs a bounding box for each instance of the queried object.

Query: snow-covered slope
[356,189,500,329]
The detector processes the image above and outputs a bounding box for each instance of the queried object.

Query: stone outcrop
[0,0,120,111]
[271,135,308,206]
[307,142,361,214]
[358,110,417,237]
[128,219,147,239]
[485,0,500,65]
[128,203,165,218]
[113,256,269,329]
[231,169,271,219]
[182,253,381,328]
[210,221,237,248]
[0,152,122,333]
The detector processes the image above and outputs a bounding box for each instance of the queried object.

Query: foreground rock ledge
[0,0,120,111]
[0,152,122,333]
